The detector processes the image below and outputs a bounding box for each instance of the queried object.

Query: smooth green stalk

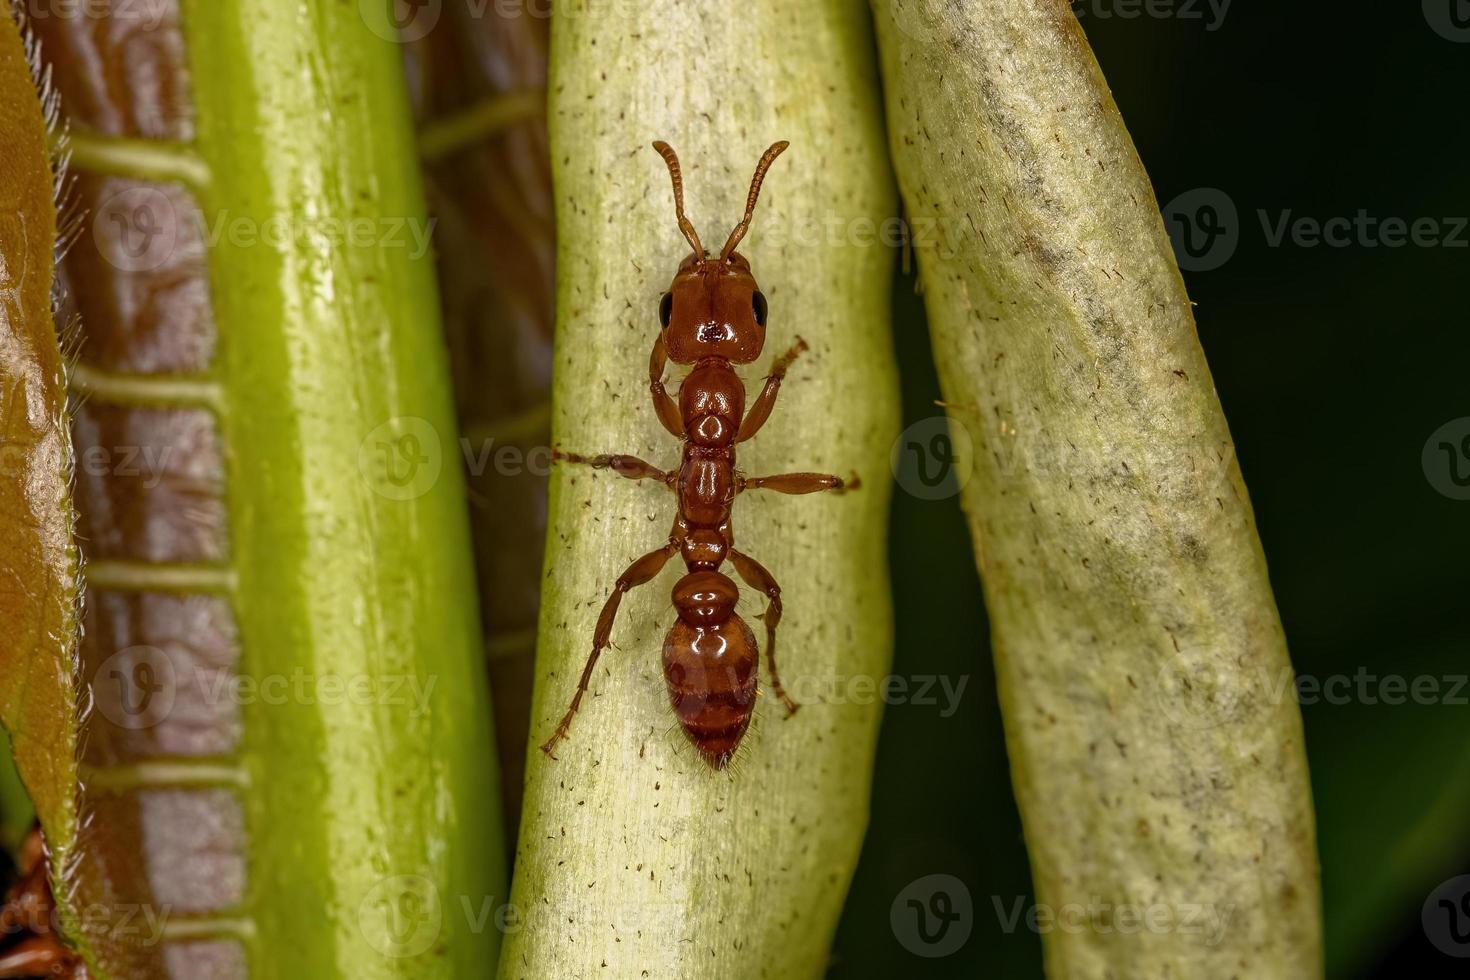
[502,2,897,976]
[871,1,1321,976]
[182,2,503,976]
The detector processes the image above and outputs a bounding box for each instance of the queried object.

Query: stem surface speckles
[504,2,899,976]
[871,2,1322,977]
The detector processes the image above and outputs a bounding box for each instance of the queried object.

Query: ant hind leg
[541,541,678,757]
[738,471,859,495]
[727,548,799,717]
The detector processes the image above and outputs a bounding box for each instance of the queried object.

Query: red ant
[540,141,859,769]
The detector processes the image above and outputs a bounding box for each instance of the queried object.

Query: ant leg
[727,548,798,716]
[541,541,678,757]
[737,336,808,442]
[739,471,860,495]
[649,335,684,438]
[554,449,673,488]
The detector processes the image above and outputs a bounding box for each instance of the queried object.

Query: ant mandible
[540,140,859,770]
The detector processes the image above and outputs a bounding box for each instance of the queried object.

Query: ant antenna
[652,141,705,257]
[720,141,789,261]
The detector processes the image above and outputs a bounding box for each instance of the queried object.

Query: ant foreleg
[649,335,684,438]
[736,336,808,442]
[727,548,798,716]
[541,541,679,757]
[738,471,860,495]
[554,449,673,487]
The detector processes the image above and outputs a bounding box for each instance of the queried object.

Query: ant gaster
[541,140,859,770]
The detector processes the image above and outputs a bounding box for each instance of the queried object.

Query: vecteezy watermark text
[1164,188,1469,271]
[94,646,440,731]
[1071,0,1232,31]
[21,0,170,31]
[993,895,1235,946]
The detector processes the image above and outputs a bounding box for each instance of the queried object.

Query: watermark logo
[21,1,171,32]
[788,672,971,717]
[91,661,440,731]
[88,199,437,272]
[1163,188,1239,272]
[891,416,974,500]
[359,416,443,501]
[1157,661,1469,729]
[93,646,177,731]
[7,900,174,946]
[1423,418,1470,500]
[0,440,174,489]
[461,438,552,480]
[994,895,1234,945]
[76,442,175,489]
[881,0,962,45]
[891,874,973,957]
[360,0,442,42]
[360,875,443,958]
[1259,210,1469,249]
[1166,188,1468,271]
[93,185,180,274]
[1071,0,1233,31]
[1423,875,1470,957]
[1424,0,1470,42]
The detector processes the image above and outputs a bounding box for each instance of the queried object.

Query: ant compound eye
[659,292,674,328]
[751,290,768,327]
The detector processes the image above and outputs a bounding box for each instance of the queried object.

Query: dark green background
[832,3,1469,977]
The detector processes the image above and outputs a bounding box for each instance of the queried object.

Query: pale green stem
[871,2,1322,977]
[500,1,899,976]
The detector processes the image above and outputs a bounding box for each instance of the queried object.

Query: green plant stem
[181,2,503,975]
[871,2,1322,976]
[501,2,898,976]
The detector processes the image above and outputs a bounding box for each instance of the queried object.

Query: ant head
[652,140,787,365]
